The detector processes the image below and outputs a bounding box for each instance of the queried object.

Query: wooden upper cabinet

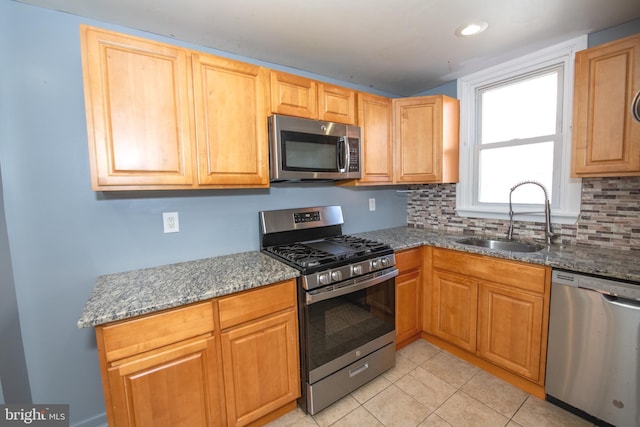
[393,95,460,184]
[318,83,356,124]
[356,93,394,184]
[81,25,269,190]
[572,33,640,177]
[269,71,356,124]
[80,25,195,190]
[192,54,269,187]
[270,71,318,119]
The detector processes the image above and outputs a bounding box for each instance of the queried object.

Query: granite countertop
[78,226,639,329]
[77,251,299,328]
[355,226,640,283]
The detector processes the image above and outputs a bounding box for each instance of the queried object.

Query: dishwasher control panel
[552,270,640,301]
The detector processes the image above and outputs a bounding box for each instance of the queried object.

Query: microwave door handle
[337,137,348,173]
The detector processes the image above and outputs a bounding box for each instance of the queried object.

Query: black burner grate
[265,235,390,269]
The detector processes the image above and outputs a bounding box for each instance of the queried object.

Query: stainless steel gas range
[259,205,397,414]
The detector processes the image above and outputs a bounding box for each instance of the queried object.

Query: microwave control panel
[348,138,360,172]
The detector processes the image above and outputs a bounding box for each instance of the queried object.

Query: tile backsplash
[406,177,640,251]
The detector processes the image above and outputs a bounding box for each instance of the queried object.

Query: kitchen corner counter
[355,226,640,284]
[77,251,299,328]
[79,226,638,329]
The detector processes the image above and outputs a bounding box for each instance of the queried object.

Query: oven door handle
[305,268,398,305]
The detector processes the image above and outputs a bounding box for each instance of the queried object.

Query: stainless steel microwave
[268,114,361,181]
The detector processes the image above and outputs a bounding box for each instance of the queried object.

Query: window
[457,36,586,225]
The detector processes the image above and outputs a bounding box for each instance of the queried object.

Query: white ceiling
[17,0,640,96]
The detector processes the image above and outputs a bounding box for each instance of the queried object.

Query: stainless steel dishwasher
[546,269,640,427]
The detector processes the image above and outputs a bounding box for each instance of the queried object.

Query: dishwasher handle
[602,293,640,310]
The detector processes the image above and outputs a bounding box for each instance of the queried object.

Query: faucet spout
[507,181,555,245]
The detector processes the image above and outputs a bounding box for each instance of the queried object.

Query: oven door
[301,268,397,384]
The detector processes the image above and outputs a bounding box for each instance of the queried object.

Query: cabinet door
[572,34,640,177]
[396,269,422,345]
[432,269,477,352]
[107,336,223,427]
[80,25,195,190]
[318,83,356,124]
[393,95,459,184]
[221,308,300,426]
[357,93,394,184]
[478,282,544,383]
[270,71,318,119]
[192,54,269,187]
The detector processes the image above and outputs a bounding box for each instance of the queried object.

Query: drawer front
[395,247,422,271]
[433,248,547,293]
[218,279,297,330]
[99,302,215,362]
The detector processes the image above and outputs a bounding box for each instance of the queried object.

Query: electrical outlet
[163,212,179,233]
[369,198,376,211]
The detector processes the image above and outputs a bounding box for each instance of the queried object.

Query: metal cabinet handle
[633,90,640,123]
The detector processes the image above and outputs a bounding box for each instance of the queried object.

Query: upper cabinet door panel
[192,54,269,187]
[270,71,318,119]
[356,93,394,184]
[394,97,439,183]
[392,95,459,184]
[572,34,640,177]
[318,83,356,124]
[80,25,194,189]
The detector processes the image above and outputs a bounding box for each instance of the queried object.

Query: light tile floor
[267,340,595,427]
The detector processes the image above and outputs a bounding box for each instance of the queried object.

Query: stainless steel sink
[456,237,545,252]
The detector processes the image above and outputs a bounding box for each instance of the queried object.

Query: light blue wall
[0,2,407,425]
[0,165,31,404]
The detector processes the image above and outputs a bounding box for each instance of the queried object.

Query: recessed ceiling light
[455,21,489,37]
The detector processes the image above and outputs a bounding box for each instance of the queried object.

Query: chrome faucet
[507,180,555,245]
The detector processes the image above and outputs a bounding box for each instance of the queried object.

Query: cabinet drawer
[433,248,547,293]
[395,247,422,271]
[99,302,215,362]
[218,280,297,330]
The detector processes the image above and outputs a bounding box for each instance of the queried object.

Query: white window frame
[456,36,587,225]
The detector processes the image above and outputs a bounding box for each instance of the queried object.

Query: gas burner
[259,206,394,276]
[265,243,333,268]
[264,235,391,270]
[325,235,389,252]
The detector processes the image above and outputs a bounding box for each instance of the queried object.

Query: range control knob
[381,257,389,267]
[352,265,363,275]
[318,273,330,285]
[331,271,342,281]
[371,259,381,270]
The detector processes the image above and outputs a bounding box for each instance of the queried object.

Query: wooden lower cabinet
[220,309,299,426]
[424,247,550,397]
[95,280,299,427]
[478,282,544,381]
[395,248,423,348]
[106,336,224,427]
[431,269,478,353]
